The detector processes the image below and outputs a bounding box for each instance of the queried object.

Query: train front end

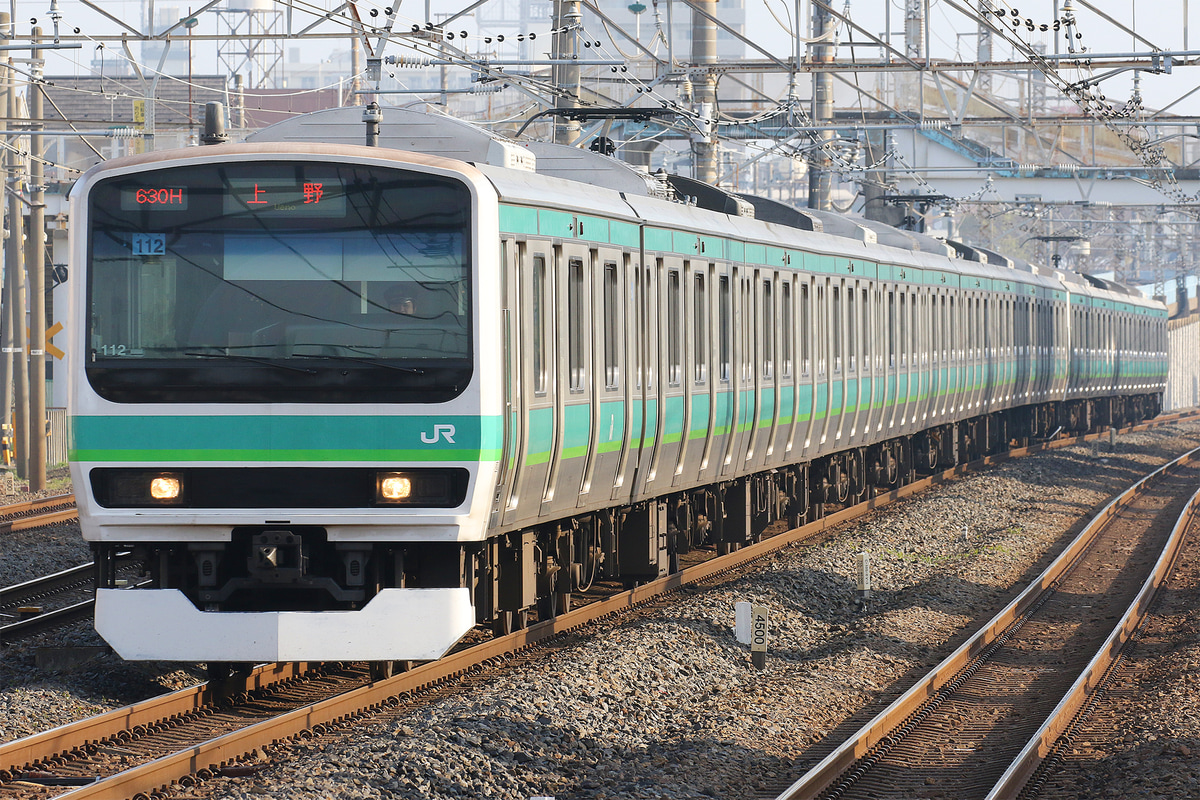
[68,144,501,663]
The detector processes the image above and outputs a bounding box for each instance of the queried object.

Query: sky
[18,0,1200,117]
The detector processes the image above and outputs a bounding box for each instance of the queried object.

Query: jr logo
[421,424,457,444]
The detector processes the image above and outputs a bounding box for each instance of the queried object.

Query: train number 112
[131,233,166,256]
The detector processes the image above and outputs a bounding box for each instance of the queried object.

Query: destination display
[223,178,347,217]
[120,186,188,211]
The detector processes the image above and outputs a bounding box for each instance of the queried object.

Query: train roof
[244,106,1160,309]
[247,105,538,172]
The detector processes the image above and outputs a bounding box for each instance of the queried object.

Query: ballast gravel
[3,423,1200,799]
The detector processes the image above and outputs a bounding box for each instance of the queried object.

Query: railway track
[1,416,1196,799]
[0,556,143,644]
[773,446,1200,800]
[0,494,77,534]
[0,495,85,643]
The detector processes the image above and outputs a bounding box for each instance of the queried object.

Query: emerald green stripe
[73,414,502,463]
[71,448,501,462]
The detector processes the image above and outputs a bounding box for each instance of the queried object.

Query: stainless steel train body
[70,135,1168,665]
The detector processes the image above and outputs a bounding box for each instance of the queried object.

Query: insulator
[919,119,948,130]
[107,127,140,139]
[386,55,436,67]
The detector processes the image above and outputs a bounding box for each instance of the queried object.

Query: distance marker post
[735,601,770,669]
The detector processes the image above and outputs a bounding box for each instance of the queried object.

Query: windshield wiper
[291,353,426,375]
[184,351,318,375]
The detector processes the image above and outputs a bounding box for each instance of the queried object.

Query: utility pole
[6,38,29,482]
[808,0,833,210]
[904,0,924,112]
[350,35,361,105]
[551,0,582,144]
[28,27,46,491]
[0,13,11,470]
[690,0,719,185]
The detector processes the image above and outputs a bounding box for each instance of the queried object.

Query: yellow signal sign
[26,322,65,359]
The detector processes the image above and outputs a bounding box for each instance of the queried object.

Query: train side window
[641,265,654,390]
[694,272,708,384]
[944,295,952,361]
[603,262,619,389]
[817,282,827,376]
[532,254,547,395]
[847,284,856,372]
[568,257,585,392]
[975,297,982,358]
[741,277,753,382]
[719,274,731,382]
[668,270,681,386]
[964,295,971,358]
[634,261,643,390]
[907,292,916,367]
[781,281,793,379]
[873,288,882,369]
[930,292,939,365]
[862,287,870,369]
[925,292,933,367]
[998,297,1008,357]
[887,289,896,368]
[832,284,843,373]
[800,282,811,375]
[763,279,775,379]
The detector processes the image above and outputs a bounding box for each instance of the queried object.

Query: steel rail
[0,493,78,533]
[0,663,312,780]
[986,485,1200,799]
[0,599,95,641]
[774,443,1200,800]
[0,562,94,607]
[1,555,142,643]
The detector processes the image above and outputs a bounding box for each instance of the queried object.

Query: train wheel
[206,662,232,682]
[538,591,571,620]
[491,609,528,636]
[369,660,395,681]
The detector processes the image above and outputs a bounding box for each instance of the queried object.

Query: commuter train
[69,107,1168,671]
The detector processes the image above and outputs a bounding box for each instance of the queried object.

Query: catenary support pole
[6,41,28,481]
[691,0,719,185]
[808,0,834,210]
[551,0,582,144]
[0,13,11,466]
[27,27,45,491]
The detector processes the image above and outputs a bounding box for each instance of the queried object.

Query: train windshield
[85,160,473,403]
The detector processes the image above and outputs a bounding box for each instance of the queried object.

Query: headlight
[375,470,464,506]
[99,470,185,506]
[379,474,413,501]
[150,475,182,501]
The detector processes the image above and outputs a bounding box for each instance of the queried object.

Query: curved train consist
[69,108,1168,667]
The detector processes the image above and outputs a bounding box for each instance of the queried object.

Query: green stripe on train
[72,415,503,462]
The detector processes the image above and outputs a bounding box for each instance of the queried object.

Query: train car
[68,107,1168,671]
